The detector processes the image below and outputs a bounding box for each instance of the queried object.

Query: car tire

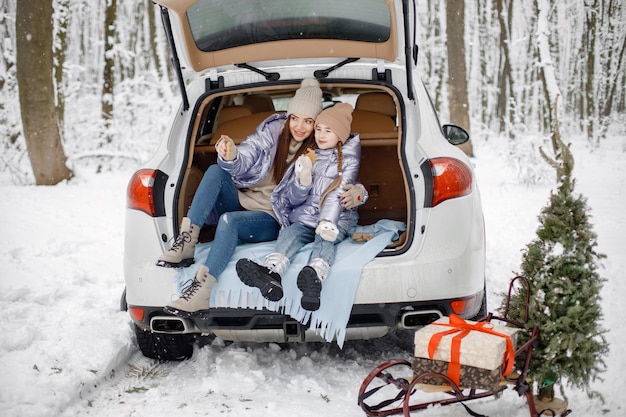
[133,323,194,361]
[120,287,127,311]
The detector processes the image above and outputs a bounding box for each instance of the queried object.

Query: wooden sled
[357,277,572,417]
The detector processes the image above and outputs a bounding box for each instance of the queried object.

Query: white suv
[123,0,486,360]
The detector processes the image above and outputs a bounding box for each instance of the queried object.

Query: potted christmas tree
[502,123,609,413]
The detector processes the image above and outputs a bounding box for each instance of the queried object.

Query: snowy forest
[0,0,624,185]
[1,1,625,416]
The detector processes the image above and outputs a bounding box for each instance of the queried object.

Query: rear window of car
[186,0,392,52]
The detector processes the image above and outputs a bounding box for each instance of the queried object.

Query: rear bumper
[127,287,484,343]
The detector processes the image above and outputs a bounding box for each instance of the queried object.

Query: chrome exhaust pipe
[400,310,442,329]
[150,315,195,334]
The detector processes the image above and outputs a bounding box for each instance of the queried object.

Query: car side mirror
[442,124,470,146]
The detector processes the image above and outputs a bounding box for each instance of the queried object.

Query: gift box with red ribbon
[412,314,517,391]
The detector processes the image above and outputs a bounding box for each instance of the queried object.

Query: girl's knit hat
[315,102,354,143]
[287,78,323,119]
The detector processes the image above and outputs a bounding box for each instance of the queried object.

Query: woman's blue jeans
[274,222,348,266]
[187,165,280,278]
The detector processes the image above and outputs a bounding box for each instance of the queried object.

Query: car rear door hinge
[371,68,392,84]
[205,77,224,92]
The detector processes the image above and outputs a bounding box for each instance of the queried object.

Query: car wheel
[133,323,194,361]
[120,287,127,311]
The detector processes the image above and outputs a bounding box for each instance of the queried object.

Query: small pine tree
[503,126,608,402]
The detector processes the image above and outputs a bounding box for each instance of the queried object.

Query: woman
[157,79,366,317]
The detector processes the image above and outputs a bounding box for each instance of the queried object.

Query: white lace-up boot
[164,265,216,317]
[156,217,200,268]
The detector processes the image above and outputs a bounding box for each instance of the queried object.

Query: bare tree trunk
[0,0,19,146]
[16,0,72,185]
[147,1,163,79]
[601,33,626,117]
[496,0,515,135]
[420,0,446,112]
[102,0,117,142]
[475,0,489,129]
[446,0,473,156]
[53,0,69,134]
[535,0,562,127]
[536,0,564,184]
[597,1,626,139]
[584,0,598,141]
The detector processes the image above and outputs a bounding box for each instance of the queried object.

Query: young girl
[236,103,363,311]
[159,80,367,317]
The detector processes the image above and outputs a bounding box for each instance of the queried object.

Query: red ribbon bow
[427,314,514,387]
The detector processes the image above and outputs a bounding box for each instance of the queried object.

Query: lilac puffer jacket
[271,134,361,231]
[218,113,287,187]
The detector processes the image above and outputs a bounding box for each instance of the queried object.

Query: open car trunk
[178,82,410,251]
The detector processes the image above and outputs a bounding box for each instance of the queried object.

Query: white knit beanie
[287,78,323,119]
[315,103,354,143]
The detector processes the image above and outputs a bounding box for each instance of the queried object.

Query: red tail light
[429,158,472,206]
[127,169,165,217]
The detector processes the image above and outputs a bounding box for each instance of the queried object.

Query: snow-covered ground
[1,126,624,417]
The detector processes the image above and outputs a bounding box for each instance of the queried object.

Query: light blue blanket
[174,220,406,348]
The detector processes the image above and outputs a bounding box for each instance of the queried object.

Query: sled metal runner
[357,276,573,417]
